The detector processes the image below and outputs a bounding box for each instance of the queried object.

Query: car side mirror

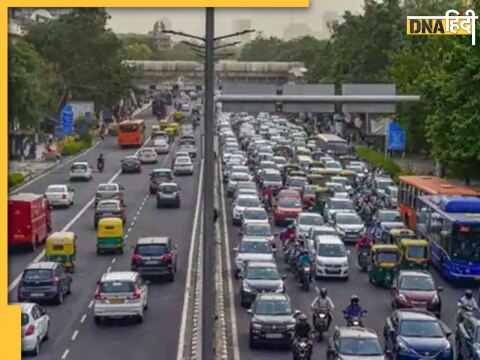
[246,309,253,315]
[233,247,239,253]
[437,286,443,292]
[294,310,301,316]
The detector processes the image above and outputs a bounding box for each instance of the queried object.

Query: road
[217,160,467,360]
[9,109,204,360]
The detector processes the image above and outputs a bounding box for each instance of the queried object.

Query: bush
[356,146,405,182]
[8,173,25,188]
[58,141,88,156]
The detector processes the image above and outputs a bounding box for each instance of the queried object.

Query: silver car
[233,238,274,278]
[227,172,251,197]
[333,212,365,243]
[327,326,388,359]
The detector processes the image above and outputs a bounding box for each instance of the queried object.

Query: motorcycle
[97,161,104,173]
[292,335,314,360]
[299,265,311,292]
[357,248,370,272]
[344,310,367,327]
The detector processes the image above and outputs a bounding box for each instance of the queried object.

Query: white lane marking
[80,314,86,324]
[107,266,111,273]
[61,349,70,359]
[71,330,79,341]
[111,258,116,264]
[88,300,93,309]
[218,160,241,360]
[124,234,129,240]
[176,161,204,360]
[8,135,154,293]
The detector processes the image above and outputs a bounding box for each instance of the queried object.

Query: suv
[94,271,149,324]
[314,235,349,280]
[239,261,285,307]
[18,262,72,305]
[156,182,181,208]
[131,237,177,281]
[327,327,387,359]
[95,183,124,206]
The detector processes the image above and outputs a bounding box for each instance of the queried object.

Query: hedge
[57,135,90,156]
[355,146,413,182]
[8,173,25,188]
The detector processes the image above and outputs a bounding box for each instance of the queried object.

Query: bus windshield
[327,141,349,154]
[452,225,480,262]
[119,123,141,132]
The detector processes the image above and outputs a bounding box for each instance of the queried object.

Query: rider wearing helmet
[457,289,478,323]
[294,313,312,340]
[282,224,296,245]
[356,233,373,250]
[97,154,105,169]
[311,288,334,330]
[343,295,364,322]
[298,249,311,267]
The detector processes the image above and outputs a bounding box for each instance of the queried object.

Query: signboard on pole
[60,104,74,137]
[387,121,406,151]
[221,82,277,112]
[282,84,335,113]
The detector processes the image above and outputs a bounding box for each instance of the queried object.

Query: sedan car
[374,209,404,238]
[384,309,453,360]
[232,195,262,225]
[156,182,181,208]
[69,162,92,181]
[241,222,275,249]
[287,176,309,193]
[261,169,283,191]
[95,183,124,206]
[121,155,142,173]
[295,212,325,238]
[19,302,50,356]
[227,172,251,197]
[94,199,126,228]
[333,212,365,243]
[173,156,194,176]
[153,139,170,154]
[324,198,355,224]
[138,148,158,164]
[248,293,298,349]
[241,207,269,226]
[240,261,285,307]
[327,327,388,360]
[391,270,443,317]
[233,238,275,278]
[149,168,174,194]
[330,176,353,192]
[273,197,303,226]
[44,184,74,207]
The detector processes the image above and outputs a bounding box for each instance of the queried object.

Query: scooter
[344,310,367,327]
[299,265,311,292]
[97,161,104,173]
[357,248,370,272]
[312,288,329,341]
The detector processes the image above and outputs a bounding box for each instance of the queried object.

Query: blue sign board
[60,104,74,137]
[387,121,406,151]
[84,111,92,122]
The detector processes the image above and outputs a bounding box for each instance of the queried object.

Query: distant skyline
[107,1,363,38]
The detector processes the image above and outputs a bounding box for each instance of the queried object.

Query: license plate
[30,293,44,297]
[109,299,124,304]
[145,261,158,265]
[265,333,283,339]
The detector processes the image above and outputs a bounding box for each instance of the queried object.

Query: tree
[124,43,153,60]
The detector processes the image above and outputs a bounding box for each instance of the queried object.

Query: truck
[8,193,51,252]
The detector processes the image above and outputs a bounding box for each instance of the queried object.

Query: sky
[106,0,364,38]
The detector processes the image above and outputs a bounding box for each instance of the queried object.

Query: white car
[324,198,356,224]
[331,176,353,192]
[236,188,259,200]
[227,172,251,197]
[333,212,365,243]
[19,302,50,356]
[45,184,75,207]
[233,238,274,278]
[138,148,158,164]
[295,213,325,238]
[94,271,149,324]
[173,156,194,175]
[240,222,275,251]
[232,195,262,225]
[241,207,269,226]
[153,139,169,154]
[314,235,349,279]
[69,162,93,181]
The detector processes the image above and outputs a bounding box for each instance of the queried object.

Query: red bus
[117,119,146,147]
[398,175,479,230]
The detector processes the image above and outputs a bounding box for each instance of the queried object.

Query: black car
[18,262,72,305]
[247,293,298,349]
[456,311,480,360]
[131,237,177,281]
[239,261,285,307]
[121,155,142,173]
[94,199,126,228]
[156,182,181,208]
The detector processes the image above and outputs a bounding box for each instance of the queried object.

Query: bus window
[416,205,429,233]
[452,224,480,262]
[119,124,139,132]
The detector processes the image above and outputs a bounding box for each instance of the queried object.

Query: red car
[391,270,443,317]
[277,188,300,201]
[273,197,303,226]
[301,185,316,208]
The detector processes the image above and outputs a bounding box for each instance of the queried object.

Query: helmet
[465,289,473,299]
[99,154,103,158]
[350,295,359,305]
[298,314,307,324]
[301,249,309,255]
[320,288,327,298]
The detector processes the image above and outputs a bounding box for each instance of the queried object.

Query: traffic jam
[217,111,480,360]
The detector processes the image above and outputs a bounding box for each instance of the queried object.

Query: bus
[117,119,146,147]
[416,195,480,282]
[398,175,479,230]
[314,134,350,156]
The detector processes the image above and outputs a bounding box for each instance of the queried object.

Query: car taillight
[94,285,104,300]
[133,287,141,299]
[53,277,60,285]
[25,324,35,336]
[162,253,172,263]
[132,254,143,263]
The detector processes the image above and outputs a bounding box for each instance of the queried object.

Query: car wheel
[150,189,156,195]
[43,323,50,341]
[137,314,143,324]
[156,201,162,209]
[248,335,256,349]
[94,316,102,325]
[168,273,175,282]
[67,283,71,295]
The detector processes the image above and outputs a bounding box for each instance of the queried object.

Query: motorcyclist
[261,186,273,208]
[343,295,364,324]
[293,313,312,341]
[311,288,334,330]
[97,154,105,169]
[356,234,373,252]
[457,289,478,323]
[282,224,296,246]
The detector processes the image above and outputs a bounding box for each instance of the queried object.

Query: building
[152,20,172,50]
[232,19,252,44]
[283,23,311,40]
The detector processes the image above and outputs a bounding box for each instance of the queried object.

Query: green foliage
[124,43,153,60]
[8,173,25,188]
[356,146,403,181]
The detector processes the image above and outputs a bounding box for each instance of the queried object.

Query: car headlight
[396,339,409,352]
[316,260,325,267]
[286,324,295,330]
[360,226,366,233]
[337,228,345,235]
[398,294,407,302]
[251,322,262,329]
[431,294,440,304]
[243,283,252,292]
[342,263,349,268]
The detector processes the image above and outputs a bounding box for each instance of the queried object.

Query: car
[239,261,285,307]
[375,209,404,233]
[261,169,283,191]
[227,172,251,197]
[44,184,74,207]
[391,270,443,317]
[156,182,181,208]
[272,156,287,171]
[273,197,303,226]
[95,183,124,206]
[314,235,349,280]
[333,212,365,243]
[138,148,158,164]
[384,309,453,360]
[301,185,317,207]
[94,199,126,228]
[240,222,275,249]
[174,151,191,161]
[178,138,197,158]
[374,177,395,196]
[69,162,93,181]
[295,212,325,238]
[121,155,142,173]
[153,139,170,154]
[241,207,269,226]
[233,238,275,278]
[151,130,168,142]
[327,326,387,360]
[287,176,309,193]
[307,226,338,254]
[173,156,194,175]
[232,195,262,225]
[385,185,399,208]
[222,160,242,182]
[93,271,149,324]
[326,182,348,198]
[330,176,353,192]
[18,261,72,304]
[236,188,259,200]
[324,198,355,224]
[131,237,177,281]
[324,160,343,174]
[19,302,50,356]
[247,293,298,349]
[233,182,258,200]
[149,168,174,194]
[456,311,480,360]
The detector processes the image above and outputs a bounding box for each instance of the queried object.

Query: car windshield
[237,198,261,207]
[379,211,402,222]
[98,185,117,192]
[176,158,191,164]
[299,215,324,226]
[279,199,301,208]
[239,241,271,254]
[400,275,435,291]
[244,209,267,220]
[135,244,168,256]
[273,158,287,165]
[325,162,341,169]
[160,185,178,193]
[337,214,362,225]
[141,149,155,155]
[245,225,272,237]
[332,178,349,186]
[152,171,171,179]
[21,313,29,326]
[246,267,279,280]
[303,186,316,195]
[255,300,292,316]
[47,186,65,193]
[100,281,134,293]
[23,269,52,281]
[399,320,444,338]
[330,200,354,210]
[377,180,394,190]
[339,338,383,356]
[232,167,248,174]
[231,173,249,181]
[154,140,167,145]
[71,164,87,171]
[289,178,307,187]
[264,173,282,182]
[317,243,346,257]
[97,202,120,211]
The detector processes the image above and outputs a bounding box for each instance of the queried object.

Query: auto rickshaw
[339,170,357,187]
[314,187,334,215]
[165,125,176,138]
[285,164,301,175]
[174,112,185,122]
[312,168,337,182]
[307,174,328,187]
[45,231,77,272]
[398,239,430,270]
[167,122,179,135]
[159,120,170,130]
[96,217,124,255]
[338,155,357,168]
[388,228,416,245]
[368,244,400,287]
[289,170,307,178]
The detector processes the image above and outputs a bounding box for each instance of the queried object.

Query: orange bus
[117,119,146,147]
[398,175,479,230]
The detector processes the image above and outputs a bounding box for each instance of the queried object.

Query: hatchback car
[333,212,365,243]
[295,212,325,238]
[233,182,258,200]
[93,271,149,324]
[94,199,126,228]
[138,148,158,164]
[153,139,169,154]
[375,209,404,236]
[287,176,309,193]
[241,222,275,248]
[173,156,194,176]
[227,172,251,197]
[69,162,93,181]
[44,184,74,207]
[156,182,181,208]
[374,177,395,196]
[18,261,72,305]
[314,235,349,279]
[273,197,303,226]
[131,237,177,281]
[232,195,262,225]
[95,183,124,206]
[324,198,355,224]
[327,326,387,360]
[234,238,275,278]
[19,302,50,356]
[149,168,174,194]
[240,261,285,307]
[121,155,142,173]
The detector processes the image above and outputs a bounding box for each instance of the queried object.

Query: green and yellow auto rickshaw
[96,217,124,255]
[285,164,301,176]
[289,170,307,178]
[368,244,400,287]
[45,231,77,272]
[339,170,357,187]
[314,187,334,215]
[312,168,338,183]
[307,174,328,187]
[398,239,430,270]
[388,228,416,245]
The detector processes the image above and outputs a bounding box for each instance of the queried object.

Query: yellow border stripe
[7,1,309,7]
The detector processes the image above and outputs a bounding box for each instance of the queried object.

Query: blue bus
[416,195,480,282]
